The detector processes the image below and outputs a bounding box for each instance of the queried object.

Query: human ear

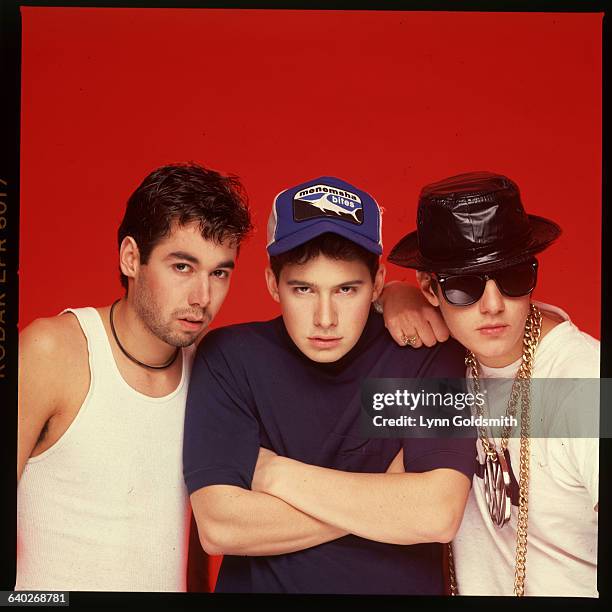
[416,271,440,307]
[371,264,387,302]
[119,237,140,282]
[264,267,281,303]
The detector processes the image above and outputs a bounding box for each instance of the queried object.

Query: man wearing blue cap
[183,177,476,594]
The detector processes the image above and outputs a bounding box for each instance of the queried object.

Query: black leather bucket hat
[388,171,561,275]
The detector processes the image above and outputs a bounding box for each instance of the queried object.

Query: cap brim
[267,219,382,256]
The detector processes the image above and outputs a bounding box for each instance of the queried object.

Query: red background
[19,8,602,590]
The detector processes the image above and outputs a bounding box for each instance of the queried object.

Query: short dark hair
[269,232,379,282]
[117,163,252,290]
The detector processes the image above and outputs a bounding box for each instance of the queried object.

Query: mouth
[178,317,206,332]
[476,323,509,336]
[308,336,343,349]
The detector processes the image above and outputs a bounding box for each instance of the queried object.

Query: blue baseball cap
[266,176,383,256]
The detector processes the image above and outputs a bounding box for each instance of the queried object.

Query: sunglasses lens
[442,275,485,306]
[438,260,538,306]
[496,261,537,297]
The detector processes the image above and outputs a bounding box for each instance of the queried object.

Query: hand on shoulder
[379,280,450,348]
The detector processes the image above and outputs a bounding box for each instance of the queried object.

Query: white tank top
[16,307,193,592]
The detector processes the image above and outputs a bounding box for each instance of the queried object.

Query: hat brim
[267,219,382,256]
[388,214,561,274]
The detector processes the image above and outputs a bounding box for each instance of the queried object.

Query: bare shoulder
[19,313,91,403]
[20,312,88,370]
[18,312,92,467]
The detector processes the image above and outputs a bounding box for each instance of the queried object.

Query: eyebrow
[166,252,235,269]
[285,279,365,288]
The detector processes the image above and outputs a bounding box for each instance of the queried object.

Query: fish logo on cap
[293,184,363,225]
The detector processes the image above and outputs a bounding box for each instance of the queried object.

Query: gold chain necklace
[448,303,542,597]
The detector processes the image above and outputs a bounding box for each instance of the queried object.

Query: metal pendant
[483,450,512,527]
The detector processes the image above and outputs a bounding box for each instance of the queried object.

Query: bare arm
[252,449,470,545]
[18,314,89,481]
[191,449,405,556]
[190,485,347,556]
[378,280,449,348]
[17,317,76,480]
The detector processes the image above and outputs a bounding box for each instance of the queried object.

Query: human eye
[337,286,357,295]
[293,286,312,295]
[211,269,230,280]
[174,263,193,273]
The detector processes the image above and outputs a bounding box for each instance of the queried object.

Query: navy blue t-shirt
[183,311,475,594]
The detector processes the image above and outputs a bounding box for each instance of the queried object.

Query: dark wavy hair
[117,163,252,290]
[269,232,379,282]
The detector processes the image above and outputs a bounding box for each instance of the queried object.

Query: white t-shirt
[452,302,599,597]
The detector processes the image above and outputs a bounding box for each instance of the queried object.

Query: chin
[300,346,347,364]
[471,343,522,368]
[309,352,342,364]
[163,331,199,348]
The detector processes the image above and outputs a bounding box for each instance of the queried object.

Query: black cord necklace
[110,299,179,370]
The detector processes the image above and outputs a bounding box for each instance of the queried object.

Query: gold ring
[401,333,419,346]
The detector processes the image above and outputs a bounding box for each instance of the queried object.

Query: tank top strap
[60,307,117,384]
[61,306,194,400]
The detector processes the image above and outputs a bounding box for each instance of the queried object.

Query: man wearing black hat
[381,171,599,596]
[183,176,476,594]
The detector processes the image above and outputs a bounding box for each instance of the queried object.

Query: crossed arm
[251,448,470,545]
[190,447,470,556]
[188,322,468,559]
[191,482,347,557]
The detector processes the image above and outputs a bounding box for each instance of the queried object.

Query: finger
[426,310,450,342]
[387,321,411,347]
[407,335,423,349]
[387,313,427,348]
[400,330,423,349]
[410,319,436,347]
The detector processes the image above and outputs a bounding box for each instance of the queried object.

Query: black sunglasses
[433,259,538,306]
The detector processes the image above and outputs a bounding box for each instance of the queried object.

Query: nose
[314,294,338,329]
[189,276,211,310]
[478,279,505,315]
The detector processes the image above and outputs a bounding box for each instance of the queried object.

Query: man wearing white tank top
[378,171,599,597]
[16,163,252,591]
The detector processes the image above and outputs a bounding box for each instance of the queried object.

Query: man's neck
[112,298,179,368]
